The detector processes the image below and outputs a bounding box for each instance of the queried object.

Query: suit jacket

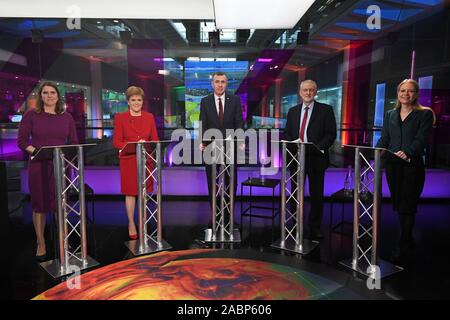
[376,108,433,161]
[199,93,244,138]
[284,101,337,168]
[113,110,159,159]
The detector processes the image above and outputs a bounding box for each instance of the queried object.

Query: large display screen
[101,89,127,119]
[184,60,248,128]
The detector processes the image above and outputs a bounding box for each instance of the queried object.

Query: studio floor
[2,196,450,300]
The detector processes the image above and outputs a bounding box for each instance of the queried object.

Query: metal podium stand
[339,144,404,278]
[271,140,320,255]
[204,139,241,243]
[35,143,99,278]
[121,141,172,256]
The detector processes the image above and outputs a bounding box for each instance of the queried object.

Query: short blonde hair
[125,86,145,101]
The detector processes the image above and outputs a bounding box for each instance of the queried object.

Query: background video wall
[184,60,248,128]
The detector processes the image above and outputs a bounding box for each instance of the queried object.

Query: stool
[240,177,280,239]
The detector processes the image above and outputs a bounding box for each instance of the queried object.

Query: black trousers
[385,157,425,215]
[287,153,326,230]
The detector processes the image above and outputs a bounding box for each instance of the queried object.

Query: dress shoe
[390,239,416,264]
[35,253,47,263]
[309,229,324,240]
[128,224,138,240]
[129,233,138,240]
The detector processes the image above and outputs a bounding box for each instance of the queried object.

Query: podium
[339,144,404,278]
[120,141,172,256]
[271,140,321,255]
[33,143,100,278]
[203,138,241,243]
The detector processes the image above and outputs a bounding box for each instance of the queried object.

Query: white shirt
[299,101,314,142]
[214,93,225,115]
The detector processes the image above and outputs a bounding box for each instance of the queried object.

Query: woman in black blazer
[376,79,435,263]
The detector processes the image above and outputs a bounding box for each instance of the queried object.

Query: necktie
[299,106,309,141]
[218,97,224,125]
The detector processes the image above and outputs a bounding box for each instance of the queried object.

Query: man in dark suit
[284,80,337,240]
[199,72,244,218]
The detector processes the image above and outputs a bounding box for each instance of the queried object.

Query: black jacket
[376,108,434,160]
[199,93,244,136]
[284,101,337,167]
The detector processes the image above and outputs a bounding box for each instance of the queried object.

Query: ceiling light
[214,0,315,29]
[0,0,215,19]
[158,70,170,75]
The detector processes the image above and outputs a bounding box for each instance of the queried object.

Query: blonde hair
[125,86,145,101]
[395,79,436,124]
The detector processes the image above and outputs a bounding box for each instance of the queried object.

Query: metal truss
[40,144,98,278]
[206,139,240,243]
[271,141,318,255]
[340,145,403,278]
[126,141,171,256]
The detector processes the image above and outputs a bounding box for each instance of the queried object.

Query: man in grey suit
[199,72,244,214]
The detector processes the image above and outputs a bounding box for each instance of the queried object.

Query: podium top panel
[277,139,322,152]
[202,138,245,142]
[342,144,410,162]
[31,143,97,161]
[38,143,96,149]
[121,140,171,146]
[279,139,313,144]
[120,140,171,154]
[342,144,388,151]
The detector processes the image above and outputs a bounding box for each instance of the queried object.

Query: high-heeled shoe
[35,253,47,263]
[36,242,47,262]
[128,224,138,240]
[129,233,138,240]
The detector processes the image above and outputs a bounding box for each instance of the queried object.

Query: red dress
[113,110,159,195]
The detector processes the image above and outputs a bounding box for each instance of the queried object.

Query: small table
[240,177,281,237]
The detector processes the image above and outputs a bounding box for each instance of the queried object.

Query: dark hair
[125,86,145,101]
[211,72,228,79]
[36,81,65,114]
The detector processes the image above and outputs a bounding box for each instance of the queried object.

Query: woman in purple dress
[17,82,78,262]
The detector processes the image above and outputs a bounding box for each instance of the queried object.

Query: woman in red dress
[113,86,159,239]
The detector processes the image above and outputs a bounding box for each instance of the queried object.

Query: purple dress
[17,110,78,213]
